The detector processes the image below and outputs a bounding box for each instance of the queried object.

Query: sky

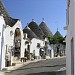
[3,0,67,36]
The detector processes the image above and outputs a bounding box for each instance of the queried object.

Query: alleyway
[5,57,66,75]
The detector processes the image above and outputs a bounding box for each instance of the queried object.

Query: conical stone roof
[0,0,10,17]
[23,26,39,40]
[54,30,62,37]
[28,20,45,39]
[39,21,53,37]
[0,0,18,27]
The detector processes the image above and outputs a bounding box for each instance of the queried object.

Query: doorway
[71,38,74,75]
[14,28,21,58]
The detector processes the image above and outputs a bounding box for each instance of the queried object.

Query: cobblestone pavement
[4,57,66,75]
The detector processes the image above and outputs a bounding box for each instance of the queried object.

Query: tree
[48,35,54,44]
[48,35,66,45]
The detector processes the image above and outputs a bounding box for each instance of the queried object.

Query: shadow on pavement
[14,64,66,71]
[27,70,66,75]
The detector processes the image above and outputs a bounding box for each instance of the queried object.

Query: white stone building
[0,15,24,70]
[23,23,54,60]
[23,26,45,59]
[30,38,45,59]
[0,0,25,70]
[66,0,75,75]
[44,38,54,59]
[0,16,6,70]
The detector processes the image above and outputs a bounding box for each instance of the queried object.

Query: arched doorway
[25,41,30,60]
[14,28,21,58]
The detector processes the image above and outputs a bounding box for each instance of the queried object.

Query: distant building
[44,38,54,59]
[23,20,54,59]
[39,20,54,58]
[23,21,45,59]
[51,30,66,57]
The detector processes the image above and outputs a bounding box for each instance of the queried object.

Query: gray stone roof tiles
[28,21,45,39]
[23,26,39,40]
[54,30,62,37]
[0,0,18,27]
[39,21,53,37]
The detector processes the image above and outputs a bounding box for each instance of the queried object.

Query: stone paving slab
[0,71,5,75]
[0,56,66,75]
[1,56,66,73]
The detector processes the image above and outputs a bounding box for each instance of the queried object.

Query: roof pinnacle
[57,27,58,31]
[32,19,34,22]
[42,18,44,22]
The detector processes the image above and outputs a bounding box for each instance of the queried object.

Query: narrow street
[5,57,66,75]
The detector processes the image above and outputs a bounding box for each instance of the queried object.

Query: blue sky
[3,0,67,36]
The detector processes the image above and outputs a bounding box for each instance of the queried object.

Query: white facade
[51,44,65,56]
[66,0,75,75]
[5,20,24,59]
[0,15,25,70]
[0,16,6,70]
[45,38,54,59]
[30,38,54,59]
[30,38,44,58]
[46,44,54,58]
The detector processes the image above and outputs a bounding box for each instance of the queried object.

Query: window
[10,31,13,36]
[45,41,47,45]
[37,43,40,48]
[27,45,30,50]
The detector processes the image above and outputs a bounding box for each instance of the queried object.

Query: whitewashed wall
[11,20,24,58]
[66,0,75,75]
[0,16,24,70]
[0,16,6,70]
[4,20,24,64]
[30,38,44,56]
